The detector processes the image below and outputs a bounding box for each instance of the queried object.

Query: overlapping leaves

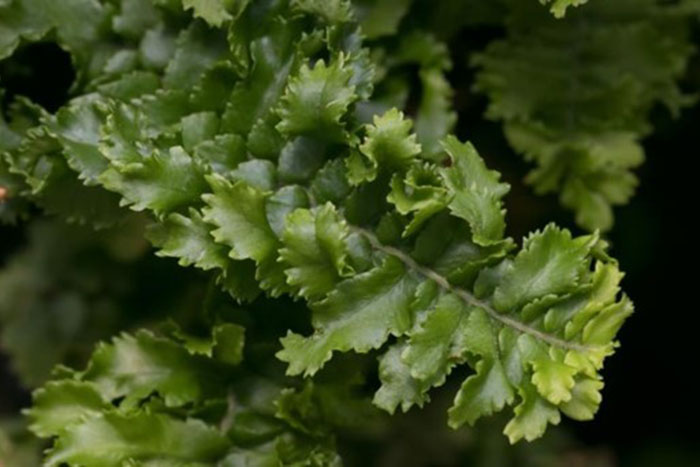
[474,0,695,231]
[1,0,634,455]
[26,324,349,466]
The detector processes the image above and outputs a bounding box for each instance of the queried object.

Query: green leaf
[292,0,353,25]
[222,21,300,134]
[442,309,514,431]
[0,0,49,60]
[278,257,418,376]
[47,97,108,185]
[278,137,329,184]
[403,294,470,387]
[100,146,208,216]
[26,320,345,465]
[181,112,221,151]
[211,323,246,365]
[203,175,292,296]
[27,381,110,438]
[166,322,246,366]
[448,357,514,428]
[182,0,235,27]
[276,57,358,143]
[0,0,108,68]
[559,377,603,421]
[231,160,277,192]
[540,0,588,18]
[355,108,421,182]
[81,330,230,407]
[193,134,247,174]
[96,71,162,101]
[44,412,229,467]
[164,22,228,90]
[388,164,448,236]
[266,185,311,237]
[280,204,351,300]
[311,158,351,204]
[503,383,561,444]
[147,208,230,271]
[582,295,634,346]
[203,175,278,264]
[373,342,429,414]
[5,127,125,227]
[492,225,596,312]
[147,208,261,302]
[5,0,637,448]
[113,0,161,40]
[440,136,509,246]
[531,357,577,405]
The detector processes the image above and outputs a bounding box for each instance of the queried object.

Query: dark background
[2,26,699,467]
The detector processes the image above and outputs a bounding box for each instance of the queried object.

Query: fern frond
[26,325,348,466]
[474,0,695,230]
[2,0,633,448]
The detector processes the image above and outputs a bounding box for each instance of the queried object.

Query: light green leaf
[540,0,588,18]
[582,295,634,346]
[559,377,603,421]
[113,0,160,40]
[358,108,421,179]
[182,0,234,27]
[44,412,229,467]
[449,357,514,428]
[278,257,418,376]
[27,381,110,438]
[503,383,561,444]
[211,323,246,365]
[531,357,577,405]
[440,136,509,246]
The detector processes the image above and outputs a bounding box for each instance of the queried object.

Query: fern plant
[473,0,697,231]
[0,0,646,465]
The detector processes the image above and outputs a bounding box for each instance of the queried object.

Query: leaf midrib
[350,226,597,353]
